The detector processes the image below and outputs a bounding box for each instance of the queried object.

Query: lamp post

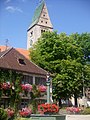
[82,70,87,107]
[46,73,51,103]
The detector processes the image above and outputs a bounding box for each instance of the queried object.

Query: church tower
[27,0,53,49]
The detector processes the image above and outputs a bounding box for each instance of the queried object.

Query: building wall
[27,24,53,49]
[0,71,47,109]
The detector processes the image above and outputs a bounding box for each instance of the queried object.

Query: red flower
[1,82,11,90]
[6,108,14,118]
[19,107,32,117]
[38,85,47,92]
[21,84,32,91]
[38,104,59,114]
[66,107,81,113]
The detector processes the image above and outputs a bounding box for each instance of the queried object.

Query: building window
[41,29,45,33]
[21,99,29,109]
[43,14,45,17]
[41,20,43,23]
[46,21,47,24]
[35,77,46,85]
[18,59,26,65]
[30,31,33,37]
[30,39,33,46]
[0,99,10,109]
[22,75,33,84]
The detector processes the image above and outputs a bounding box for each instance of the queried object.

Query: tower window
[30,39,33,46]
[46,21,47,24]
[41,21,43,23]
[41,30,45,33]
[30,31,33,36]
[43,14,45,17]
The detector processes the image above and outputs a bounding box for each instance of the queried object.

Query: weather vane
[5,39,8,50]
[39,0,44,3]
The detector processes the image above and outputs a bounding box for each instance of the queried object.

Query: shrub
[0,108,8,120]
[81,107,90,114]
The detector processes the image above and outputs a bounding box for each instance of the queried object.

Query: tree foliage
[30,31,90,101]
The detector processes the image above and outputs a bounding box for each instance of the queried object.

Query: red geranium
[21,84,32,91]
[19,107,32,117]
[38,85,47,92]
[38,103,59,114]
[6,108,14,118]
[1,82,11,90]
[66,107,81,113]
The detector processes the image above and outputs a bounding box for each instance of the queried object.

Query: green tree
[70,33,90,63]
[30,31,90,106]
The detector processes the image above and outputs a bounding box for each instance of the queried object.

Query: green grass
[81,107,90,114]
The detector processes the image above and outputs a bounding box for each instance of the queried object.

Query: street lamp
[82,70,87,107]
[46,72,51,103]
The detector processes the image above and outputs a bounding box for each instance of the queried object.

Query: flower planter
[38,85,47,93]
[19,107,32,118]
[30,115,66,120]
[38,104,59,115]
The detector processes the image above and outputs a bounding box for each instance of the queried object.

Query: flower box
[1,82,11,90]
[38,85,47,92]
[5,108,14,119]
[21,84,32,92]
[19,107,32,117]
[66,107,81,113]
[38,104,59,114]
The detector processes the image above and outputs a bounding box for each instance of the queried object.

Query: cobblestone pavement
[66,115,90,120]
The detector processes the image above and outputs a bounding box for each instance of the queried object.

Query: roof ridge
[0,47,13,58]
[29,60,47,73]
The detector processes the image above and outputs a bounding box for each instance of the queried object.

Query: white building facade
[27,0,53,49]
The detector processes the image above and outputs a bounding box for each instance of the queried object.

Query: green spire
[29,0,45,29]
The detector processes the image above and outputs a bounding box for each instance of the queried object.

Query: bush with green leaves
[81,107,90,114]
[0,108,8,120]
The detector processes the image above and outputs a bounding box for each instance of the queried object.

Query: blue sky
[0,0,90,49]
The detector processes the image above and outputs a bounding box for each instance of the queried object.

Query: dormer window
[18,58,26,65]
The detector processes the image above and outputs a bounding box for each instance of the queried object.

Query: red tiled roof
[0,46,10,52]
[16,48,30,59]
[0,48,47,76]
[0,46,30,59]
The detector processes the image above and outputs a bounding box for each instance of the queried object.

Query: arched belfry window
[41,29,45,33]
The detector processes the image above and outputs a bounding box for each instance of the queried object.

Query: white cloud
[5,0,11,3]
[6,6,23,13]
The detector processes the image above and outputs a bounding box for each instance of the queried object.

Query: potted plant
[38,85,46,96]
[38,103,59,114]
[19,107,32,118]
[21,84,32,96]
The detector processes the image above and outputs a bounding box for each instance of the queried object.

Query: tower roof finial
[39,0,45,4]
